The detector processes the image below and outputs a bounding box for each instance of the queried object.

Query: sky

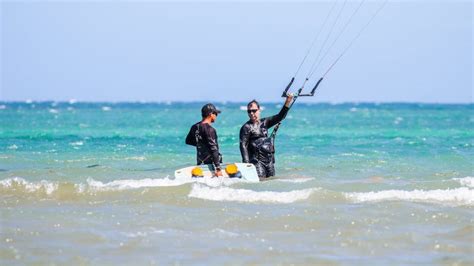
[0,1,472,103]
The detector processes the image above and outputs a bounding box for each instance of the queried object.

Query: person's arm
[264,95,293,128]
[239,124,251,163]
[185,124,197,146]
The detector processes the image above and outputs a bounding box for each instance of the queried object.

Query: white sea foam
[122,231,148,238]
[102,106,111,111]
[454,177,474,188]
[188,184,318,203]
[0,177,193,195]
[0,177,58,195]
[69,141,84,146]
[86,177,189,191]
[123,156,146,161]
[394,116,404,124]
[275,178,314,183]
[8,144,18,150]
[74,183,87,193]
[211,228,240,237]
[0,175,252,196]
[86,176,250,192]
[172,175,248,188]
[344,187,473,206]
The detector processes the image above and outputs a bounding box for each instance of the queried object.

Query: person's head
[201,103,221,123]
[247,99,261,123]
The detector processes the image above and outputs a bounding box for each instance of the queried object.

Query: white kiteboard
[174,163,260,182]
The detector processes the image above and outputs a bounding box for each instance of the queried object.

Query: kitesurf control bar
[299,77,323,97]
[281,77,295,97]
[271,77,311,140]
[281,77,323,97]
[271,76,322,140]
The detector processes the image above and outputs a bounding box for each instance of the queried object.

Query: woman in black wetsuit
[239,95,293,178]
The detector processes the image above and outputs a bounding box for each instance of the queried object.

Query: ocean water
[0,101,472,265]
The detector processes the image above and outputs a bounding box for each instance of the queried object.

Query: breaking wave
[2,176,473,206]
[344,187,473,206]
[0,177,191,196]
[0,176,256,197]
[453,176,474,188]
[188,183,319,203]
[274,177,314,183]
[0,177,59,195]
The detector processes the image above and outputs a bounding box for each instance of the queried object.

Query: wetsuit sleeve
[203,126,221,168]
[263,106,290,129]
[185,124,197,146]
[239,124,250,163]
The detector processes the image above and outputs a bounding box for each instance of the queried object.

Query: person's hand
[284,93,294,107]
[214,169,223,177]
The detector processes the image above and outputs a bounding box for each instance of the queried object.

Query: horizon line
[0,100,472,105]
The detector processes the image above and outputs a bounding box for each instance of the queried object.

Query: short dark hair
[247,99,260,110]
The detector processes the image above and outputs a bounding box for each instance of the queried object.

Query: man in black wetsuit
[185,103,223,177]
[239,95,293,178]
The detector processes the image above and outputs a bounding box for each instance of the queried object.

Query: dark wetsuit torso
[239,106,289,177]
[186,122,222,168]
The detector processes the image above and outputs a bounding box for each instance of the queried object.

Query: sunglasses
[247,109,259,114]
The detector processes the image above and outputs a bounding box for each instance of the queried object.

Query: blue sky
[0,1,472,103]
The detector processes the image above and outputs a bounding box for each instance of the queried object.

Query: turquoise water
[1,102,473,265]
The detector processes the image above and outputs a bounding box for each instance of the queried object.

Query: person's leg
[265,161,275,177]
[254,161,267,178]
